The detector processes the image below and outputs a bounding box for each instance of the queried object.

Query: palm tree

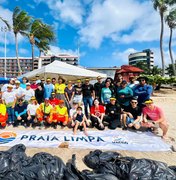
[166,8,176,76]
[152,0,176,76]
[0,16,11,30]
[28,19,55,67]
[12,7,31,75]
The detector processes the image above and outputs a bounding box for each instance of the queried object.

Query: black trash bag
[99,151,121,162]
[129,159,176,180]
[2,172,25,180]
[82,173,119,180]
[7,144,29,171]
[169,166,176,173]
[84,150,102,169]
[0,151,11,178]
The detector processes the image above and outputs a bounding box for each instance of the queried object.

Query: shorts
[127,117,140,125]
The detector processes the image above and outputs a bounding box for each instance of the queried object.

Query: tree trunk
[31,43,34,70]
[15,33,22,75]
[160,12,165,76]
[169,28,176,76]
[38,50,42,69]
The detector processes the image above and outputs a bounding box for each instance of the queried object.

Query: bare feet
[84,131,88,136]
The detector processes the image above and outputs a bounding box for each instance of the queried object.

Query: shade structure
[19,61,107,81]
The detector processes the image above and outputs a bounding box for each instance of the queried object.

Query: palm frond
[0,16,11,30]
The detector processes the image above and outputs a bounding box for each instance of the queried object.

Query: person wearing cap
[101,81,113,105]
[142,99,168,139]
[14,98,28,127]
[2,84,17,125]
[48,100,69,128]
[36,98,53,127]
[116,80,133,108]
[122,98,142,130]
[104,97,121,129]
[35,74,41,84]
[94,76,103,101]
[82,78,95,118]
[23,83,35,103]
[65,81,75,109]
[20,77,28,89]
[14,80,25,100]
[127,76,139,89]
[44,78,55,99]
[27,96,39,127]
[49,92,60,107]
[35,83,44,104]
[30,78,38,91]
[90,98,105,130]
[55,76,66,102]
[0,97,8,128]
[73,79,83,104]
[1,78,15,93]
[134,76,153,107]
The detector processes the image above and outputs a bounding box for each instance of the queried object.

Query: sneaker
[122,126,128,130]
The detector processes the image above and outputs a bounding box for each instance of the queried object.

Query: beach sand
[0,88,176,170]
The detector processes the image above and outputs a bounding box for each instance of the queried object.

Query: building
[87,67,119,80]
[0,57,33,77]
[128,49,154,69]
[114,65,144,82]
[0,54,79,77]
[33,54,79,69]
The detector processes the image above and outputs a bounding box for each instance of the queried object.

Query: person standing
[20,77,28,89]
[14,80,25,100]
[116,80,133,108]
[101,81,112,105]
[1,78,15,92]
[73,79,83,104]
[30,78,38,91]
[44,78,54,99]
[35,83,44,104]
[82,78,94,118]
[134,77,153,107]
[65,81,75,109]
[2,84,16,125]
[94,76,103,101]
[23,83,35,103]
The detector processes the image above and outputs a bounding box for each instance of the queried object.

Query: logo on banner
[112,136,128,144]
[0,132,17,144]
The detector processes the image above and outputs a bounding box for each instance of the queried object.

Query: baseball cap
[26,82,30,86]
[7,84,13,88]
[15,80,20,84]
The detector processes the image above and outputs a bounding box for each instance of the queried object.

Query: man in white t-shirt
[2,84,17,125]
[1,78,15,92]
[23,83,35,102]
[14,80,25,100]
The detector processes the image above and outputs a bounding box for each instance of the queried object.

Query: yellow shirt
[55,83,66,94]
[56,105,68,116]
[0,104,6,116]
[39,103,53,114]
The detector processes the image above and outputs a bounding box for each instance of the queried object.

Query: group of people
[0,74,168,138]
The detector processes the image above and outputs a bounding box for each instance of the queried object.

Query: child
[73,106,88,136]
[70,101,78,127]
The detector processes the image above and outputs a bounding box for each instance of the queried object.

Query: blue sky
[0,0,176,68]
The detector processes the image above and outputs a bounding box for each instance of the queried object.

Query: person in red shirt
[30,78,38,91]
[142,99,168,139]
[49,92,60,107]
[90,98,105,130]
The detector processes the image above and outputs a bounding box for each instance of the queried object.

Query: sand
[0,88,176,170]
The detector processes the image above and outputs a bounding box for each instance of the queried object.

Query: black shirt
[35,89,44,104]
[123,105,141,119]
[74,85,82,96]
[105,103,121,118]
[82,84,94,97]
[94,82,103,98]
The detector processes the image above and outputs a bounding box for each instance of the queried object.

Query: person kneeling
[73,107,88,136]
[0,97,8,128]
[14,98,27,127]
[142,99,168,139]
[122,98,141,130]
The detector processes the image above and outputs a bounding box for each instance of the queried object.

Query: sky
[0,0,176,68]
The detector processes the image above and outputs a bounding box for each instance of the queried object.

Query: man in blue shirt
[133,77,153,107]
[44,78,54,99]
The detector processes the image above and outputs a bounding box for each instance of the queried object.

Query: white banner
[0,130,171,151]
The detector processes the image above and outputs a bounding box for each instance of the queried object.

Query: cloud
[27,4,35,9]
[112,48,138,64]
[34,0,85,25]
[19,48,29,55]
[0,46,9,54]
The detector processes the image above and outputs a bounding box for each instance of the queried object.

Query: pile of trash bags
[0,144,175,180]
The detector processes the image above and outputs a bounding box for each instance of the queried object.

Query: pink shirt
[142,106,165,121]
